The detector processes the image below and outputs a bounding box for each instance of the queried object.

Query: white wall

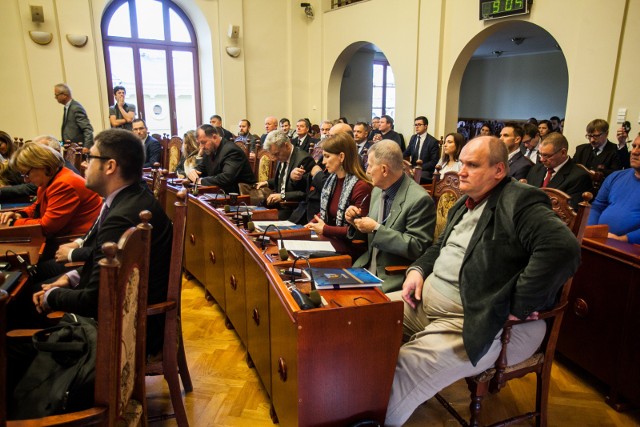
[459,52,568,121]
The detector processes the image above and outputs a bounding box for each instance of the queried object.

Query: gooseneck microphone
[6,249,37,277]
[260,224,289,261]
[234,202,250,227]
[287,255,317,310]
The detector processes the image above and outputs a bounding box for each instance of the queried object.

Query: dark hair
[240,119,251,128]
[414,116,429,126]
[523,123,538,138]
[441,132,464,163]
[381,115,394,126]
[297,118,311,130]
[94,129,144,182]
[586,119,609,134]
[199,123,224,138]
[550,116,561,122]
[113,85,126,95]
[355,121,370,132]
[338,117,348,124]
[503,122,524,139]
[132,118,147,128]
[210,114,222,121]
[538,120,552,132]
[279,118,290,126]
[481,122,493,134]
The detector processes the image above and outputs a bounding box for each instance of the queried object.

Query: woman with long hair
[176,130,199,178]
[538,119,552,141]
[436,132,464,174]
[305,132,372,259]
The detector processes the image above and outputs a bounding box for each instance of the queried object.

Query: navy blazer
[291,135,319,153]
[573,141,621,176]
[143,135,163,168]
[411,178,581,365]
[403,133,439,182]
[267,147,316,202]
[508,151,533,180]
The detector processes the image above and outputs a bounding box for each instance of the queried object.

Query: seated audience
[0,131,26,190]
[525,132,592,209]
[305,132,372,260]
[256,130,316,220]
[35,135,81,175]
[403,116,439,184]
[175,129,198,178]
[436,132,463,174]
[0,142,102,259]
[7,129,173,406]
[537,119,552,143]
[479,122,493,136]
[376,115,404,151]
[500,122,533,180]
[573,118,622,176]
[345,140,435,293]
[132,119,162,168]
[235,118,259,152]
[187,124,256,193]
[291,118,318,152]
[210,114,235,141]
[384,136,581,426]
[261,116,279,145]
[588,133,640,243]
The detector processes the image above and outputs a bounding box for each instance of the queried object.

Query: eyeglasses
[54,93,64,98]
[83,153,112,162]
[585,133,604,140]
[22,168,33,179]
[538,148,563,160]
[414,123,426,127]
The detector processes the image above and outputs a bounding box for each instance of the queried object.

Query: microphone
[287,255,317,310]
[234,202,250,227]
[6,250,37,277]
[191,177,199,195]
[260,224,289,261]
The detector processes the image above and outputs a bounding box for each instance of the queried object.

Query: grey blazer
[61,99,94,148]
[351,175,435,292]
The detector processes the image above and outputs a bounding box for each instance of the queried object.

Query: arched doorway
[328,42,395,124]
[445,21,568,137]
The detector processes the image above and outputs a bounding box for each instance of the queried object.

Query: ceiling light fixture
[511,37,526,46]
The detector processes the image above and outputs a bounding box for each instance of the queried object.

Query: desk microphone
[260,224,289,261]
[6,249,37,277]
[191,177,199,196]
[288,255,318,310]
[234,202,250,227]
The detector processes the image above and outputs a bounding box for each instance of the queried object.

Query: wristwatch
[280,191,286,201]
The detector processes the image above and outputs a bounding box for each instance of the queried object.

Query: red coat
[15,167,102,237]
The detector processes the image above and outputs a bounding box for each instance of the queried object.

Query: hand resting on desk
[32,274,70,314]
[55,241,80,262]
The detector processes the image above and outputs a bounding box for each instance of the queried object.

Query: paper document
[282,240,336,252]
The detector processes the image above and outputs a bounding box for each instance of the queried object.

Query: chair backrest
[234,140,250,157]
[164,136,182,173]
[255,147,277,182]
[151,167,168,208]
[575,162,604,194]
[165,190,187,314]
[431,170,462,240]
[95,211,152,425]
[539,187,592,241]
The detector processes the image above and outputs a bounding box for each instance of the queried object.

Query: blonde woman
[175,130,198,178]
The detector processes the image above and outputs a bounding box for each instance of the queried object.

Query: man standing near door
[55,83,94,149]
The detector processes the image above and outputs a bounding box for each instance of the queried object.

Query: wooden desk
[0,225,45,300]
[557,237,640,410]
[168,185,403,426]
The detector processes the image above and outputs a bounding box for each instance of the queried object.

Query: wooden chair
[430,169,462,240]
[254,146,277,182]
[146,189,192,426]
[575,163,605,195]
[434,190,592,427]
[4,212,153,427]
[0,289,9,424]
[163,136,182,173]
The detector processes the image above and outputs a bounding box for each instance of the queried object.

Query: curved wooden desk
[166,185,404,426]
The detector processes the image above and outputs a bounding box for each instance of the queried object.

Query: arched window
[101,0,201,136]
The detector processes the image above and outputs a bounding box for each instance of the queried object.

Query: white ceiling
[471,22,560,59]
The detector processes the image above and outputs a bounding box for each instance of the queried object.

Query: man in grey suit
[345,139,435,293]
[526,132,592,209]
[55,83,94,149]
[385,136,581,426]
[500,122,533,180]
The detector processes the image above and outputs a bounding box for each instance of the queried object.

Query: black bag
[11,313,97,419]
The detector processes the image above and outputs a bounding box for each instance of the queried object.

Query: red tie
[542,168,553,188]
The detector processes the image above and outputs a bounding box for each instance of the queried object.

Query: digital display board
[480,0,530,20]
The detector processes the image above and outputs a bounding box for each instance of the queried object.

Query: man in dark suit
[403,116,439,183]
[291,118,319,152]
[33,128,173,356]
[500,122,533,180]
[377,115,405,151]
[55,83,94,149]
[345,139,435,293]
[384,136,581,426]
[209,114,235,141]
[526,132,592,209]
[256,129,316,220]
[260,116,279,146]
[132,118,162,168]
[353,122,372,169]
[573,119,621,176]
[187,124,256,194]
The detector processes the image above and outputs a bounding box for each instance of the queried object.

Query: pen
[353,194,370,219]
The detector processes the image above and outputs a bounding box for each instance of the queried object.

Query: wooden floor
[147,277,640,426]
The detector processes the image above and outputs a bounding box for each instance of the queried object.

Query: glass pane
[372,87,383,109]
[372,64,384,86]
[107,2,131,37]
[372,109,382,119]
[136,0,165,40]
[385,87,396,108]
[385,109,395,120]
[140,49,170,134]
[385,66,395,87]
[169,8,191,42]
[172,51,197,135]
[108,46,138,109]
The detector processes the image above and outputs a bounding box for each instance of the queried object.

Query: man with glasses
[520,122,540,163]
[403,116,439,184]
[54,83,94,149]
[573,119,621,176]
[526,132,592,208]
[131,118,162,168]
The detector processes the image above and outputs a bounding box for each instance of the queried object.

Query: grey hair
[54,83,71,96]
[33,135,62,153]
[264,129,290,150]
[368,139,404,171]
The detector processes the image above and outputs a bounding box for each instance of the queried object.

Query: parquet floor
[147,277,640,426]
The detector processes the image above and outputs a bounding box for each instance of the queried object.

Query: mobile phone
[623,121,631,134]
